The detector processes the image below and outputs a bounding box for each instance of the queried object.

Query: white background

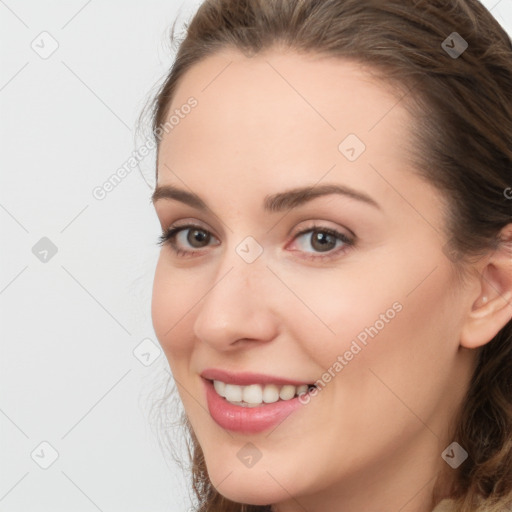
[1,1,511,511]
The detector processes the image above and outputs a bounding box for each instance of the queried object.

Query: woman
[147,0,512,510]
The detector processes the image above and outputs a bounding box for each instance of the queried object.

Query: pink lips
[200,368,315,434]
[200,368,312,387]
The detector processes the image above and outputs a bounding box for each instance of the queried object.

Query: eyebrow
[151,183,381,212]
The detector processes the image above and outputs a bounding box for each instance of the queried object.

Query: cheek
[278,243,456,361]
[278,247,460,420]
[326,258,460,434]
[273,260,406,367]
[151,256,198,359]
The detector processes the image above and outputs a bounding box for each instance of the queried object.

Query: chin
[208,465,291,506]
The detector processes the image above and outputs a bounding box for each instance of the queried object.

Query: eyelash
[157,223,355,261]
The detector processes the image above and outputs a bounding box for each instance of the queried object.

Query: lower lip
[203,379,308,434]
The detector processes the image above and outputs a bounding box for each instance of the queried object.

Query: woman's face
[151,49,477,510]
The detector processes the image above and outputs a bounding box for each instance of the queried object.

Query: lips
[203,379,308,433]
[200,368,314,387]
[201,368,314,434]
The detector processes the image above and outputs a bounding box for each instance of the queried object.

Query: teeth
[297,385,308,395]
[212,380,313,406]
[243,384,263,404]
[213,380,226,397]
[279,385,296,400]
[262,384,279,404]
[224,384,243,402]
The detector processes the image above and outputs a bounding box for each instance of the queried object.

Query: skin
[151,48,512,512]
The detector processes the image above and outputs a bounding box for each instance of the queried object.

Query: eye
[157,224,219,257]
[287,224,354,260]
[156,222,354,260]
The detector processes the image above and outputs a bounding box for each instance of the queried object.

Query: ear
[460,224,512,349]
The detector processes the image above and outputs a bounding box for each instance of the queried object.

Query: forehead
[156,49,416,203]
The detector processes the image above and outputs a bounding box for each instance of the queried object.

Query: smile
[201,372,318,433]
[212,380,314,407]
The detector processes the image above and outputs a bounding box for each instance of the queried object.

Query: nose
[192,251,279,350]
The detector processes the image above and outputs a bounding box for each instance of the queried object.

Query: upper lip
[200,368,314,387]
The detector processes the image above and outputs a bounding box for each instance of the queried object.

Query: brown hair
[146,0,512,510]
